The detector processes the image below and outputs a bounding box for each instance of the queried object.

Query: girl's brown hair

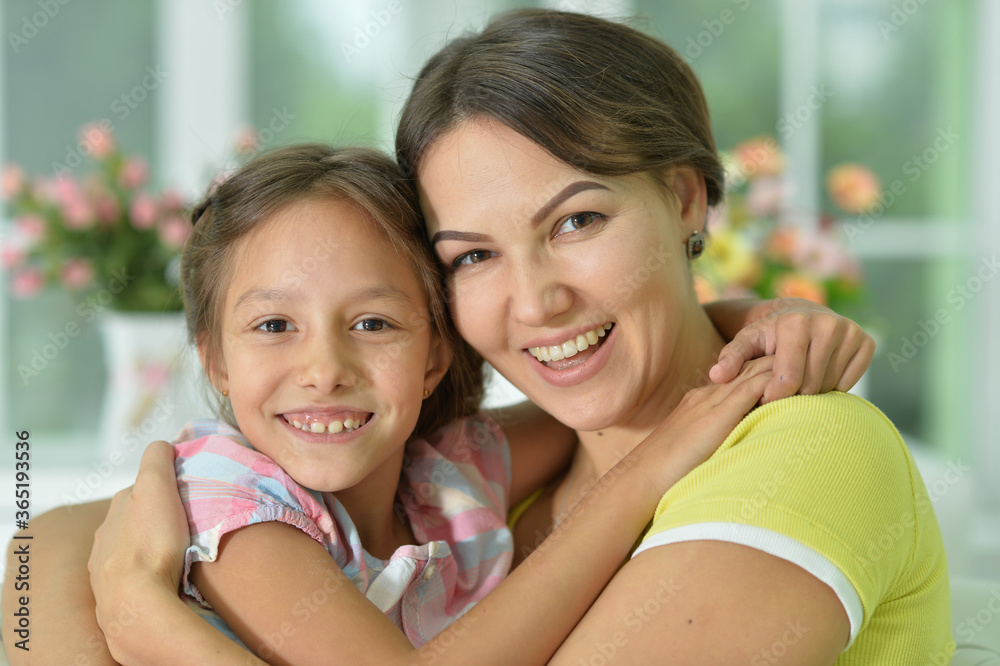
[396,8,725,206]
[183,144,483,437]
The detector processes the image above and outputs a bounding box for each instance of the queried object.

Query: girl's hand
[635,356,775,493]
[709,298,874,404]
[88,441,189,658]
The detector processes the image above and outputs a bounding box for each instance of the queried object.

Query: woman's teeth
[289,417,367,434]
[528,323,613,362]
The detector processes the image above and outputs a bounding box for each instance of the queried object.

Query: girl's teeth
[290,417,366,434]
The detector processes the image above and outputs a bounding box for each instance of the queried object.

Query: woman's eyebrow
[431,180,611,246]
[431,230,491,245]
[530,181,610,226]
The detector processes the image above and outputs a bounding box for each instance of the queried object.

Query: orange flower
[773,273,827,305]
[732,136,784,180]
[826,164,881,214]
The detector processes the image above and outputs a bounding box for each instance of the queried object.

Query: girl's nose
[295,333,358,393]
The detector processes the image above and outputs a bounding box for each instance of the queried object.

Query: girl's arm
[497,298,875,505]
[2,500,117,665]
[91,359,777,666]
[704,297,875,402]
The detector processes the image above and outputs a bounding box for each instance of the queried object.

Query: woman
[9,8,950,665]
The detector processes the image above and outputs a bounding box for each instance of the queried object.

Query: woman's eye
[352,318,388,332]
[555,212,604,236]
[257,319,293,333]
[451,249,496,270]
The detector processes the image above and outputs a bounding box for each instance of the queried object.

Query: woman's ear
[667,166,708,235]
[423,334,452,396]
[197,332,228,395]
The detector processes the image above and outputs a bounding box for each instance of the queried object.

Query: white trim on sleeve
[631,522,863,648]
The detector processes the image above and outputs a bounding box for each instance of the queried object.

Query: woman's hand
[88,441,189,660]
[709,297,875,404]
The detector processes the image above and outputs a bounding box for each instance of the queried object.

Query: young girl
[80,142,852,665]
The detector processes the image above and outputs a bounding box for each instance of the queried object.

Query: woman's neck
[572,304,726,483]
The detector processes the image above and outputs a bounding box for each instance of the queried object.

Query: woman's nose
[295,333,358,393]
[507,257,573,328]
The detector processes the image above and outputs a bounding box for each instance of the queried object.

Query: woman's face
[418,120,715,432]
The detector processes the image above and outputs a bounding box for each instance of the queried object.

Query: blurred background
[0,0,996,581]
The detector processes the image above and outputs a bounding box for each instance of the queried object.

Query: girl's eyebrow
[233,288,290,311]
[233,285,416,310]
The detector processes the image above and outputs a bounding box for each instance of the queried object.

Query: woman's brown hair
[183,144,483,437]
[396,8,725,206]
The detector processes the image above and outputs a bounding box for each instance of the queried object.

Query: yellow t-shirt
[632,392,954,664]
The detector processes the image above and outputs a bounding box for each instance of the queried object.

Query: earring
[423,389,430,399]
[222,389,229,398]
[686,231,706,259]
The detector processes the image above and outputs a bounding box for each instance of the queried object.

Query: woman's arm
[92,360,777,666]
[1,500,116,665]
[704,297,875,402]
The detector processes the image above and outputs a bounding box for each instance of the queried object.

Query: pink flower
[1,243,26,269]
[160,188,184,212]
[14,215,46,241]
[766,226,800,263]
[746,176,785,218]
[826,164,881,215]
[119,157,149,190]
[233,126,259,154]
[60,258,95,291]
[50,176,84,208]
[62,200,96,230]
[791,231,847,279]
[1,165,25,200]
[732,136,784,180]
[10,266,45,298]
[158,214,191,249]
[79,122,115,159]
[93,191,121,225]
[129,194,158,229]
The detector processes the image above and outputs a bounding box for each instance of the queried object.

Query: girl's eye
[555,212,604,236]
[451,249,497,271]
[257,319,293,333]
[352,318,388,332]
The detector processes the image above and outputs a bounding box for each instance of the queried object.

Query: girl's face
[208,197,448,493]
[417,120,715,433]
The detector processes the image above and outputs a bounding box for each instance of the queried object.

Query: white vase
[95,310,208,463]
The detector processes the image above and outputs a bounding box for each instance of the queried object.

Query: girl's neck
[330,449,416,560]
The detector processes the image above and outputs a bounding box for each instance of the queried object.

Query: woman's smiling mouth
[527,322,614,367]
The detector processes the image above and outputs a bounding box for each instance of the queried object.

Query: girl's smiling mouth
[280,411,373,435]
